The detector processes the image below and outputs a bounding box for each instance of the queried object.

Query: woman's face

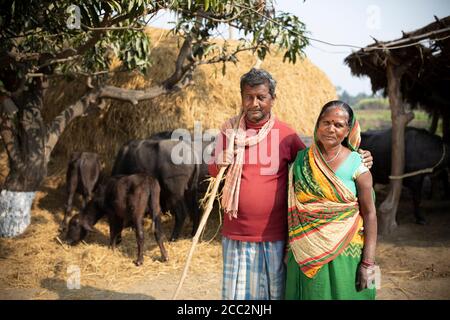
[316,107,350,148]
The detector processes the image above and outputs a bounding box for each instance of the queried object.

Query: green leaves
[0,0,309,88]
[110,29,152,73]
[204,0,210,11]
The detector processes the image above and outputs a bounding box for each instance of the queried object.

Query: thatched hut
[345,16,450,234]
[43,28,337,172]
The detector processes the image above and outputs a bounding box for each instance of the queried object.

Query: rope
[389,144,447,180]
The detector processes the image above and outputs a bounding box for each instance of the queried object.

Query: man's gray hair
[240,68,277,98]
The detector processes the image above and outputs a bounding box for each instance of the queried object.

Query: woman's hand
[356,264,376,291]
[358,149,373,169]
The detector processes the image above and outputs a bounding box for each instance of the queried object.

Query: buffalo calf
[66,173,168,266]
[62,152,101,231]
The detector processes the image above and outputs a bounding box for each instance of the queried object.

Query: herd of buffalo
[60,128,449,265]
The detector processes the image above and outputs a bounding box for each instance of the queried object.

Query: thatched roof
[345,16,450,113]
[43,28,336,172]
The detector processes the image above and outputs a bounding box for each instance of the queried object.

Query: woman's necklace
[325,145,342,163]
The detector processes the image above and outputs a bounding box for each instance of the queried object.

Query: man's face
[241,83,275,123]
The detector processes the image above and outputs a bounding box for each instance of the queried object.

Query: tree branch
[163,35,194,89]
[44,91,98,160]
[81,24,145,31]
[175,8,245,23]
[98,76,194,105]
[198,45,258,65]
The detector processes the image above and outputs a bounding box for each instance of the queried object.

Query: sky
[151,0,450,95]
[276,0,450,95]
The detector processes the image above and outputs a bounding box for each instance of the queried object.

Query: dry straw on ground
[0,176,223,295]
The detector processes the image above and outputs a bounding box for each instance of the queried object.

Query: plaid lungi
[222,236,286,300]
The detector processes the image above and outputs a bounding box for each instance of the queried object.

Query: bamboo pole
[172,111,244,300]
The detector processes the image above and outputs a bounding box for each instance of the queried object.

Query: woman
[285,100,377,300]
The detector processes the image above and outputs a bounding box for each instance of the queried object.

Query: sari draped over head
[287,116,362,278]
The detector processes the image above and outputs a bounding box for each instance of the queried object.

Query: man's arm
[290,134,306,162]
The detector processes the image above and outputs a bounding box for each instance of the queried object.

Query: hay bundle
[43,27,336,172]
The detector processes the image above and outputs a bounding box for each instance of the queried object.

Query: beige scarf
[220,113,276,220]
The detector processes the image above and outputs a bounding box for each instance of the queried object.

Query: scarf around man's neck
[220,113,276,220]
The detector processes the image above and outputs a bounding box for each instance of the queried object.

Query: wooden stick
[172,111,244,300]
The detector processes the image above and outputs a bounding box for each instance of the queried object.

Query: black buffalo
[111,139,204,241]
[62,152,101,230]
[360,127,449,224]
[66,173,168,266]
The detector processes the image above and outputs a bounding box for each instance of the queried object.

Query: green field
[355,109,442,136]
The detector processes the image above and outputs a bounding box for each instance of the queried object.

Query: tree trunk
[2,80,48,190]
[378,62,414,235]
[0,79,47,237]
[0,190,36,237]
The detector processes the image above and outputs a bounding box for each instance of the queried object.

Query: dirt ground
[0,177,449,300]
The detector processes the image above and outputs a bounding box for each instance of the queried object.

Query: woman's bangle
[360,259,375,268]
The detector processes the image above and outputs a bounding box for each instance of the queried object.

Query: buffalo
[62,152,101,231]
[360,127,449,224]
[111,139,203,241]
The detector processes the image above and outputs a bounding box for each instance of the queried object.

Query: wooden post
[378,61,414,235]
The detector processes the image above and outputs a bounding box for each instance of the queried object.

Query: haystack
[44,27,336,172]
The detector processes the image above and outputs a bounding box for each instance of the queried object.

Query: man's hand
[216,149,234,169]
[358,148,373,169]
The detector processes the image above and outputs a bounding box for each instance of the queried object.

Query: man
[208,68,371,300]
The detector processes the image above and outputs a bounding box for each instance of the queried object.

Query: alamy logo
[66,5,81,30]
[366,5,381,30]
[169,121,281,175]
[367,265,382,290]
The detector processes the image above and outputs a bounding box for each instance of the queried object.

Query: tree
[0,0,309,237]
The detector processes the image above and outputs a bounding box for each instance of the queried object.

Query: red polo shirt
[208,118,305,242]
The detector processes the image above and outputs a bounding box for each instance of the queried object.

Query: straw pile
[43,27,336,172]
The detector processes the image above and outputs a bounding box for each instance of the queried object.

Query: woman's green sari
[285,117,376,300]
